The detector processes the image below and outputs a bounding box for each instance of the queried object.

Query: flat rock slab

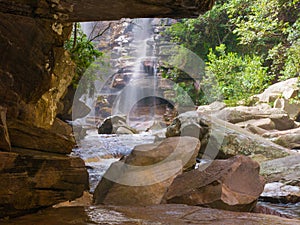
[8,120,75,154]
[260,154,300,186]
[1,204,299,225]
[0,149,88,218]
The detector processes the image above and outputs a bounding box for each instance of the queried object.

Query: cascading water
[112,18,160,128]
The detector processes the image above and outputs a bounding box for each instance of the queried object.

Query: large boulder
[93,137,201,205]
[97,115,137,135]
[166,111,292,162]
[255,78,299,103]
[274,98,300,120]
[0,149,88,218]
[163,155,265,212]
[212,104,289,124]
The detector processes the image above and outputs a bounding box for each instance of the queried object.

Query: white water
[112,18,160,126]
[72,130,155,192]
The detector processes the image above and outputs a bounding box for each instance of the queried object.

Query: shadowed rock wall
[0,0,214,218]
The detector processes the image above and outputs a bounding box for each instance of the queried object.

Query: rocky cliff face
[0,0,213,218]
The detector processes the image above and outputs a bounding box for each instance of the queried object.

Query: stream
[71,129,156,192]
[72,129,300,219]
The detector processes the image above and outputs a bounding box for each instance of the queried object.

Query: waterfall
[112,18,159,127]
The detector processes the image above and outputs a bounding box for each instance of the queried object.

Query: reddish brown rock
[93,137,200,205]
[163,155,265,212]
[1,204,299,225]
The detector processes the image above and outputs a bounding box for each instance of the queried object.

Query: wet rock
[260,154,300,186]
[2,204,300,225]
[0,107,11,151]
[260,182,300,203]
[98,115,137,135]
[72,100,91,121]
[7,120,75,154]
[166,111,292,162]
[93,137,201,205]
[93,160,182,205]
[115,126,136,135]
[254,202,298,219]
[163,155,265,212]
[0,149,88,218]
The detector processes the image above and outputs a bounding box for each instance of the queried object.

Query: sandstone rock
[163,155,265,212]
[254,202,297,219]
[256,78,299,103]
[50,118,73,138]
[244,124,268,135]
[260,154,300,186]
[98,115,137,134]
[272,133,300,149]
[93,137,201,205]
[0,107,11,151]
[261,182,300,203]
[212,105,287,124]
[166,111,292,162]
[269,114,296,131]
[125,136,200,172]
[236,118,275,130]
[263,127,300,149]
[2,204,300,225]
[237,114,296,132]
[274,98,300,120]
[0,149,88,218]
[197,101,227,113]
[72,100,91,121]
[115,126,136,135]
[263,127,300,138]
[93,160,182,205]
[8,120,75,154]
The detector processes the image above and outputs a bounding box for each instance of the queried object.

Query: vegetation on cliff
[163,0,300,105]
[64,23,104,97]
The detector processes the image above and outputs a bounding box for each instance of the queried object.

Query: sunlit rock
[166,111,292,162]
[163,155,265,212]
[93,137,200,205]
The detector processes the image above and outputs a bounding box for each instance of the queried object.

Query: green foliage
[204,44,270,105]
[162,0,300,106]
[64,23,104,96]
[280,17,300,79]
[164,1,241,61]
[227,0,300,77]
